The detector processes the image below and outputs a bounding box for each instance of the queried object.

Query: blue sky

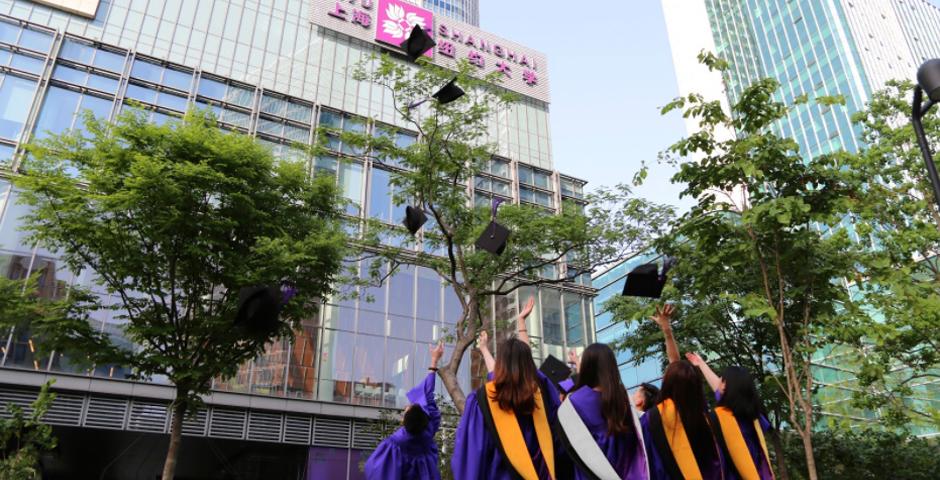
[479,0,690,208]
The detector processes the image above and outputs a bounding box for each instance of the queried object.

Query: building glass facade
[663,0,940,435]
[0,0,590,477]
[421,0,479,26]
[592,253,663,390]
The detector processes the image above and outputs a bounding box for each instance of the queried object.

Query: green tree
[781,428,940,480]
[336,55,674,412]
[613,54,864,480]
[841,80,940,429]
[13,109,349,480]
[0,381,57,480]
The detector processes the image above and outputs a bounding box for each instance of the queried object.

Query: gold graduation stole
[477,380,556,480]
[713,407,774,480]
[656,398,704,479]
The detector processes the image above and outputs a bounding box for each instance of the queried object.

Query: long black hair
[574,343,633,435]
[717,366,765,422]
[492,338,539,415]
[660,360,711,445]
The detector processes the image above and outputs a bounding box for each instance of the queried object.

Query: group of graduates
[364,299,775,480]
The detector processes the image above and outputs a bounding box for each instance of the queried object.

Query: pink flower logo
[376,0,434,56]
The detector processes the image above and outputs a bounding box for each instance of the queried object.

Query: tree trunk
[799,426,817,480]
[439,366,466,415]
[767,428,790,480]
[161,400,186,480]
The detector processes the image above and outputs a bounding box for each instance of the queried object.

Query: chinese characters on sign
[328,0,374,30]
[312,0,548,99]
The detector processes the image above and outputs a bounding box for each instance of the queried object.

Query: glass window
[0,22,20,44]
[155,91,189,111]
[385,339,415,407]
[541,289,563,345]
[59,39,95,64]
[352,333,386,406]
[286,102,313,123]
[368,168,398,223]
[18,28,52,53]
[52,64,87,84]
[0,75,36,140]
[318,109,342,129]
[260,94,287,117]
[315,155,338,177]
[125,84,157,104]
[34,86,81,139]
[518,166,533,185]
[318,329,355,403]
[197,77,226,99]
[564,294,584,347]
[0,142,14,165]
[130,59,163,83]
[11,53,44,74]
[93,49,126,72]
[87,73,119,94]
[162,68,192,91]
[388,264,415,320]
[489,158,510,178]
[416,267,441,322]
[338,160,363,216]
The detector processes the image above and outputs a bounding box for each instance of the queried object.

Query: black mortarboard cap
[403,205,428,235]
[432,78,465,105]
[235,286,282,336]
[539,355,574,393]
[475,220,509,255]
[400,25,436,62]
[621,260,673,298]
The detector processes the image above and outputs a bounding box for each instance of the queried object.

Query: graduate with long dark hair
[558,343,649,479]
[686,353,774,480]
[452,297,565,480]
[639,305,724,480]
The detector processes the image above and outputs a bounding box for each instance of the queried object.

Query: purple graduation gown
[566,386,648,480]
[364,372,441,480]
[451,371,562,480]
[714,392,774,480]
[640,407,723,480]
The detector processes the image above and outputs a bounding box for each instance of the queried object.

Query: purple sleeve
[365,437,403,480]
[451,391,492,480]
[758,413,772,432]
[423,372,441,434]
[536,370,562,422]
[715,390,722,403]
[640,412,666,480]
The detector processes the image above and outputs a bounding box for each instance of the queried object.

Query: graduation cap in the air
[432,78,465,104]
[476,198,509,254]
[234,286,283,336]
[540,355,575,393]
[408,78,466,109]
[400,25,436,62]
[621,256,676,299]
[403,205,428,235]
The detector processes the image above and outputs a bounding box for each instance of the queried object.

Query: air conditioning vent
[351,419,382,449]
[313,417,351,448]
[83,397,128,430]
[44,392,84,426]
[127,400,168,433]
[247,411,282,443]
[208,408,246,439]
[180,407,208,437]
[0,388,38,417]
[283,415,312,445]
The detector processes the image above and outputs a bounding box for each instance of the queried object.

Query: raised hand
[567,349,580,372]
[519,296,536,322]
[651,303,675,329]
[477,330,490,351]
[685,352,705,368]
[430,341,444,368]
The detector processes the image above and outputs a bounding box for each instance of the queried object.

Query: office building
[0,0,592,477]
[421,0,479,26]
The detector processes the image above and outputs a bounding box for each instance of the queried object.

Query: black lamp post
[912,59,940,212]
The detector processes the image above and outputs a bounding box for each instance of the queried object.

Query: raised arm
[685,352,722,393]
[426,342,444,431]
[516,296,536,345]
[478,329,496,374]
[652,304,680,364]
